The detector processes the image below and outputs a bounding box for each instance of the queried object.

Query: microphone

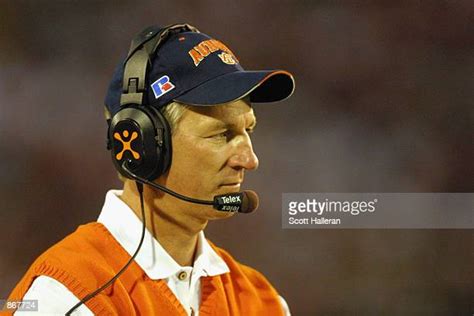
[122,161,259,214]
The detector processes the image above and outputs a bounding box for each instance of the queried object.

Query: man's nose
[228,137,259,171]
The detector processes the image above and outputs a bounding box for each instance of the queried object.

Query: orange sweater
[8,223,284,315]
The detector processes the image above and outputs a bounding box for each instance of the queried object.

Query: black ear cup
[108,106,172,181]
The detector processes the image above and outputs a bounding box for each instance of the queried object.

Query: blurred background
[0,1,472,315]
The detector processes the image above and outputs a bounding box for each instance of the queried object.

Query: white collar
[97,189,229,280]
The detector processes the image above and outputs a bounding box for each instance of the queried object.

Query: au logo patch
[151,75,175,99]
[218,52,237,65]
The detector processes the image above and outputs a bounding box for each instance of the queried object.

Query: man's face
[158,98,258,216]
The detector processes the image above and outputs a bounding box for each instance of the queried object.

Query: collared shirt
[18,190,290,315]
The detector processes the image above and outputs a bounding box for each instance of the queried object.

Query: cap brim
[173,70,295,106]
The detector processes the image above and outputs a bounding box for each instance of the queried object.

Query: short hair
[104,101,189,182]
[161,101,189,134]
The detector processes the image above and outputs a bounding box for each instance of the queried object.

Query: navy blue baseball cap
[105,27,295,115]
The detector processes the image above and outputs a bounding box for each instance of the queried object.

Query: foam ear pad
[142,105,172,177]
[108,105,172,181]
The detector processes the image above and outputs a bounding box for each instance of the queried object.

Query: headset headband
[120,23,200,106]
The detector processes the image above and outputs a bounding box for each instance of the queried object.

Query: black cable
[65,181,146,315]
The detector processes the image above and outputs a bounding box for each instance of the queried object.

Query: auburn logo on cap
[188,39,239,66]
[114,130,140,161]
[218,52,237,65]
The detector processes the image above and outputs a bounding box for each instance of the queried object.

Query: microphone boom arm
[122,161,214,206]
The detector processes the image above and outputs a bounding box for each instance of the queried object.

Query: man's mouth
[220,183,241,188]
[218,182,242,193]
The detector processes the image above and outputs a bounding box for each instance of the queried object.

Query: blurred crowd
[0,1,472,315]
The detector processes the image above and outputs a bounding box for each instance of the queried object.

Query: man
[8,24,294,315]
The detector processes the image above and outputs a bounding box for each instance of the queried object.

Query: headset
[67,23,257,315]
[107,23,200,181]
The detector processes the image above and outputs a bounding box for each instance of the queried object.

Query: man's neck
[120,180,208,267]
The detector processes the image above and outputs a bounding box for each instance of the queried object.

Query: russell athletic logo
[114,130,140,161]
[151,75,175,99]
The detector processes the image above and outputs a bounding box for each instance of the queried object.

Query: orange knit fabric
[8,223,284,316]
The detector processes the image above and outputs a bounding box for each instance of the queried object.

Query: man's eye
[208,132,229,140]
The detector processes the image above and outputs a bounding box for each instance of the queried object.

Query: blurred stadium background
[0,1,472,315]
